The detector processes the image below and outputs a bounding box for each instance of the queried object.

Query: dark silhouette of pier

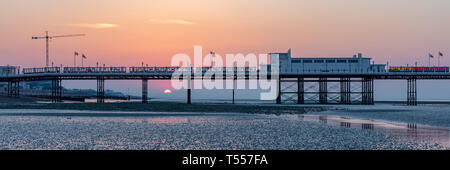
[3,66,450,105]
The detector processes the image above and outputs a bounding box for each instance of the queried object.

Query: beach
[0,95,449,150]
[0,100,448,150]
[0,110,446,150]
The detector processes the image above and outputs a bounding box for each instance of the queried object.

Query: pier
[2,68,450,106]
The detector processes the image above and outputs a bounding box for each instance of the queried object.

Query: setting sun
[163,89,172,94]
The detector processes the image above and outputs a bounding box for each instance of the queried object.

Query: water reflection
[17,116,203,125]
[299,115,450,148]
[319,116,328,124]
[407,123,417,129]
[362,123,374,130]
[94,117,201,125]
[340,122,351,128]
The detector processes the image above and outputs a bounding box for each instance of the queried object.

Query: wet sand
[0,98,449,150]
[0,101,331,114]
[0,95,50,105]
[0,111,445,150]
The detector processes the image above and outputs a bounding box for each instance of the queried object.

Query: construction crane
[32,31,85,67]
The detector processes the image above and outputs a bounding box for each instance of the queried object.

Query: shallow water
[297,115,450,148]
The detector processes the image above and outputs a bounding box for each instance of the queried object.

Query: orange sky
[1,0,449,68]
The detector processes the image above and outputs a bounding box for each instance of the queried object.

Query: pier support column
[7,81,11,97]
[232,78,235,104]
[340,77,347,104]
[346,78,351,104]
[15,81,20,97]
[276,77,281,104]
[51,80,55,102]
[7,81,12,97]
[319,77,327,104]
[142,78,148,103]
[51,79,62,103]
[407,78,417,106]
[340,77,351,104]
[361,77,374,105]
[7,81,19,97]
[362,78,367,105]
[97,77,105,103]
[187,78,191,104]
[297,77,304,104]
[369,77,374,104]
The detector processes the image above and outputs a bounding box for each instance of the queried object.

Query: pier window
[326,60,336,63]
[303,60,313,63]
[348,60,358,63]
[337,60,347,63]
[291,60,302,63]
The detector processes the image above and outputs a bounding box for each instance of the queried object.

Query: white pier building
[270,50,386,73]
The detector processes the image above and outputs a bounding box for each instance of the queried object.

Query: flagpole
[74,53,76,67]
[429,56,430,67]
[438,55,440,67]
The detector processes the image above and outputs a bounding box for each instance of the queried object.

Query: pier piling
[97,77,105,103]
[51,79,62,103]
[142,78,148,103]
[187,78,191,104]
[319,77,327,104]
[297,77,304,104]
[407,78,417,106]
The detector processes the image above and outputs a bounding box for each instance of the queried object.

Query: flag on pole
[82,54,87,59]
[429,53,434,58]
[74,51,79,56]
[439,51,444,57]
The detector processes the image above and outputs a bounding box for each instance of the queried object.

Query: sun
[163,89,172,94]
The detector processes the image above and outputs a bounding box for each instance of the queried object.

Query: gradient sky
[1,0,450,100]
[1,0,449,67]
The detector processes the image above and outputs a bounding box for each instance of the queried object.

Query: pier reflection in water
[298,115,450,148]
